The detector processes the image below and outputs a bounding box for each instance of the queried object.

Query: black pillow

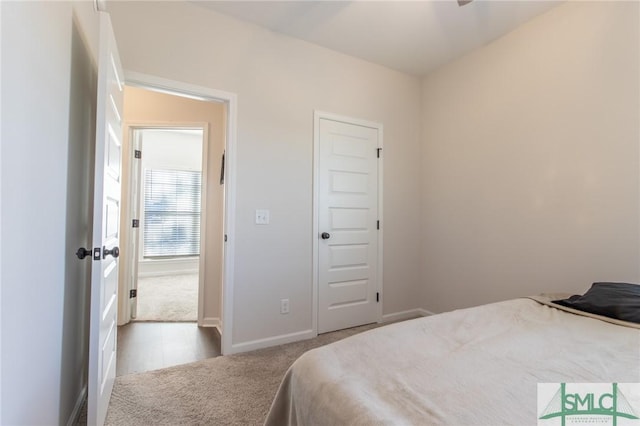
[553,282,640,324]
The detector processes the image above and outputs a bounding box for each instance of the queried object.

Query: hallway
[116,322,221,376]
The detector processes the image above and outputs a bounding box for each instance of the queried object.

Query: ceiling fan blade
[457,0,473,6]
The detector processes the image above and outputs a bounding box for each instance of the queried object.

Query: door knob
[103,246,120,259]
[76,247,92,260]
[321,232,331,240]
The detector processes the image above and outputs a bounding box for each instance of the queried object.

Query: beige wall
[119,86,226,325]
[1,3,637,420]
[1,1,101,424]
[420,1,640,313]
[109,1,424,347]
[110,0,639,350]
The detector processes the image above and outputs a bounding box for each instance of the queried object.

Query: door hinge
[134,150,142,159]
[224,234,228,242]
[129,289,137,298]
[93,247,101,261]
[132,219,139,228]
[377,220,380,230]
[376,292,380,303]
[377,148,382,158]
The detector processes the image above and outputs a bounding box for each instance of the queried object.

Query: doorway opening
[131,127,204,322]
[116,74,237,356]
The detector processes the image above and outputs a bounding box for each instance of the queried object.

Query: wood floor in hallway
[116,322,221,376]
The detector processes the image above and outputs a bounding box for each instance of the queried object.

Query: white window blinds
[143,169,202,258]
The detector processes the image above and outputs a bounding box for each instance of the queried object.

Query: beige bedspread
[265,297,640,425]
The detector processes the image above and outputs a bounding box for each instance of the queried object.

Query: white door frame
[125,71,237,355]
[312,110,384,335]
[120,123,209,326]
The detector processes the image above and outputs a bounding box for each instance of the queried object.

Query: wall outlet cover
[256,209,270,225]
[280,298,290,314]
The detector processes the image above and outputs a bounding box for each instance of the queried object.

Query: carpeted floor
[103,322,385,426]
[136,274,198,322]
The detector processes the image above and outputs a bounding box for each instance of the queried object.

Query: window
[143,169,202,258]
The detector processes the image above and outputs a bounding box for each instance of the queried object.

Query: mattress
[265,297,640,425]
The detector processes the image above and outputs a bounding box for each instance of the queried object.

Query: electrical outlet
[256,209,270,225]
[280,298,290,314]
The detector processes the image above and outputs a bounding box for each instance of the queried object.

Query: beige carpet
[136,274,198,322]
[104,322,386,426]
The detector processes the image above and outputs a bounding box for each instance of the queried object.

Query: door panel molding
[313,111,383,335]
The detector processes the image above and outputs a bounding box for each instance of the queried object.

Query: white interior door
[88,13,124,426]
[317,116,381,334]
[129,130,142,319]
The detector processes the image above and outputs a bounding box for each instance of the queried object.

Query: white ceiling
[192,0,564,76]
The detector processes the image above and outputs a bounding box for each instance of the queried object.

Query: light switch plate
[255,209,270,225]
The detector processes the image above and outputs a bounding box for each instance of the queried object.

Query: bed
[265,283,640,425]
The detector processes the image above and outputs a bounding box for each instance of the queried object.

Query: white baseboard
[382,308,434,323]
[200,316,220,327]
[224,308,438,356]
[138,268,199,278]
[420,308,437,316]
[66,385,87,426]
[138,257,199,278]
[227,329,316,355]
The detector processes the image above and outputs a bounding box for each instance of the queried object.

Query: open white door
[88,12,123,426]
[128,129,142,320]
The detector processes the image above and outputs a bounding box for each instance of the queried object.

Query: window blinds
[143,169,202,258]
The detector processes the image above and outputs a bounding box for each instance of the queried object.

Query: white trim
[124,71,238,356]
[125,72,230,104]
[376,123,384,324]
[94,0,107,12]
[137,257,199,278]
[311,113,320,336]
[198,124,210,328]
[65,386,87,426]
[313,111,384,334]
[221,91,238,357]
[314,111,383,130]
[382,308,434,323]
[421,308,437,316]
[0,0,3,416]
[137,270,199,278]
[201,316,220,328]
[227,329,316,355]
